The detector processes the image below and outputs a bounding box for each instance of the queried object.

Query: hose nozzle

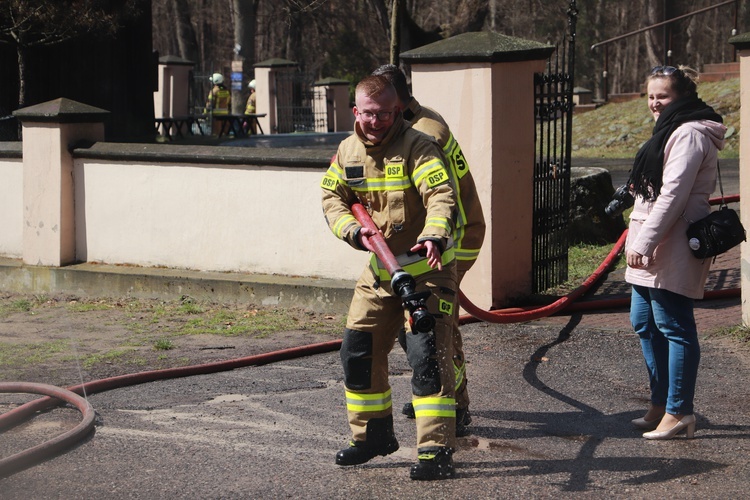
[391,271,435,333]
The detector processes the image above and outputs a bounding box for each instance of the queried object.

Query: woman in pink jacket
[625,66,726,440]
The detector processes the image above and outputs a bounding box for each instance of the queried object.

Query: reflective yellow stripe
[443,134,469,227]
[345,389,392,412]
[425,216,451,232]
[349,177,412,193]
[454,362,466,391]
[370,247,456,281]
[327,162,344,179]
[412,397,456,418]
[333,214,357,239]
[455,247,481,261]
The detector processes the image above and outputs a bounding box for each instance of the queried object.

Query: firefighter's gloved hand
[410,239,442,271]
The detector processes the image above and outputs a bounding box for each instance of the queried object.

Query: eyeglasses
[358,110,394,122]
[650,66,681,76]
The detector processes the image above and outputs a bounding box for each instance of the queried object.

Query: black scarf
[629,95,722,200]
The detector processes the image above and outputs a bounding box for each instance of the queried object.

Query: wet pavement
[1,158,747,498]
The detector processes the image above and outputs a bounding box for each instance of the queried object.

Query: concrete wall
[70,153,365,280]
[0,155,22,258]
[0,140,366,281]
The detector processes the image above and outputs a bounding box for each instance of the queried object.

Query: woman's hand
[626,249,648,268]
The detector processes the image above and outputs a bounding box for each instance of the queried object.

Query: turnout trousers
[341,263,458,451]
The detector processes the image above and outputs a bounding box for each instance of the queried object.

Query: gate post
[402,32,554,309]
[313,77,353,133]
[12,98,108,267]
[729,32,750,326]
[253,58,298,134]
[154,55,194,120]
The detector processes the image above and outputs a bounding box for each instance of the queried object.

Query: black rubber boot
[410,447,455,480]
[456,407,472,437]
[402,402,415,419]
[335,415,399,466]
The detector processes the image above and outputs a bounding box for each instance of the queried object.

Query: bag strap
[717,160,727,208]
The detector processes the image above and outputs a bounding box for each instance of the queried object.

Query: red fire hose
[0,382,96,477]
[351,202,436,333]
[1,195,741,476]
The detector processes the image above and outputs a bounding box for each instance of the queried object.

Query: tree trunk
[231,0,259,114]
[390,0,402,64]
[172,0,200,64]
[644,0,660,68]
[17,45,26,110]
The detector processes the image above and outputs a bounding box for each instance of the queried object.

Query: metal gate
[274,71,327,134]
[532,0,578,293]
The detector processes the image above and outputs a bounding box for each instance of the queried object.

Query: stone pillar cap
[254,58,298,68]
[401,31,555,64]
[313,77,350,86]
[729,32,750,50]
[13,98,110,124]
[159,55,195,66]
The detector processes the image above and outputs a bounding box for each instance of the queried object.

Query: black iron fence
[532,0,577,293]
[274,71,327,134]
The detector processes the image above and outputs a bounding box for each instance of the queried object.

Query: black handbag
[685,162,746,259]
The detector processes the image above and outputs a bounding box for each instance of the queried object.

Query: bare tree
[0,0,140,108]
[174,0,200,64]
[231,0,260,113]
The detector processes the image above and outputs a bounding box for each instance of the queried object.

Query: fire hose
[1,195,741,476]
[350,202,436,333]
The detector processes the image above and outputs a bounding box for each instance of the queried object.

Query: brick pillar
[13,98,108,266]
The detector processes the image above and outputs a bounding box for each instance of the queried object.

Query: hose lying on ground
[0,382,95,478]
[1,194,741,476]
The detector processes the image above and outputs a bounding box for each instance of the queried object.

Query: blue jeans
[630,285,700,415]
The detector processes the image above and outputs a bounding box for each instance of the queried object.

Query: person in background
[625,65,725,440]
[205,72,231,135]
[372,64,485,437]
[321,75,459,480]
[244,79,257,134]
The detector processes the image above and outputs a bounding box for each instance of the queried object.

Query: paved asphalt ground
[1,159,748,498]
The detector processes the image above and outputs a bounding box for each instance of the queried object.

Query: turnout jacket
[404,98,486,272]
[321,114,455,274]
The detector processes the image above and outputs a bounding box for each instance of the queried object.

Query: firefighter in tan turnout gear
[373,64,485,436]
[321,75,459,480]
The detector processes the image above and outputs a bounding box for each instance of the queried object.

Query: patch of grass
[177,308,300,337]
[82,348,134,369]
[568,242,623,282]
[154,338,175,350]
[542,241,624,296]
[710,325,750,344]
[11,299,33,312]
[0,339,70,367]
[0,295,49,317]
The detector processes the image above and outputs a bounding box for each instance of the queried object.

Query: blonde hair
[646,65,699,98]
